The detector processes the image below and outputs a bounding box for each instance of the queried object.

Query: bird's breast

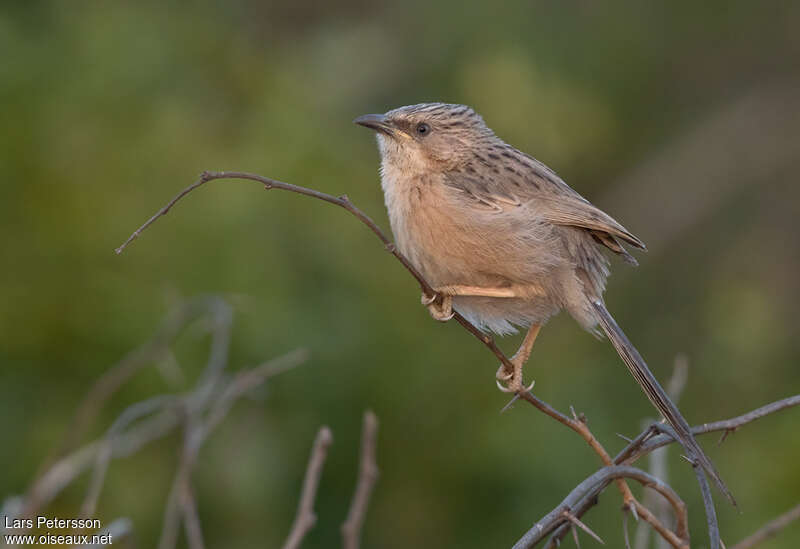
[380,169,494,287]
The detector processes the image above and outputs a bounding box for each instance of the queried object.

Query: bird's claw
[420,292,437,306]
[496,379,514,393]
[496,373,535,394]
[422,292,454,322]
[495,364,513,381]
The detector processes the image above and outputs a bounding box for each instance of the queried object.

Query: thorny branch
[512,466,686,549]
[545,393,800,548]
[516,389,689,549]
[113,171,800,547]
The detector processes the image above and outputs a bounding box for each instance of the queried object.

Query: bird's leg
[418,284,539,391]
[496,323,541,393]
[420,285,519,322]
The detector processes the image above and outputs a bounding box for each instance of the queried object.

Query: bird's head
[354,103,494,174]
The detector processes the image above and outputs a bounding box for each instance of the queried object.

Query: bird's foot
[420,290,454,322]
[495,361,535,394]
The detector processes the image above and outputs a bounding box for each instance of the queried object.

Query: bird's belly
[453,294,560,335]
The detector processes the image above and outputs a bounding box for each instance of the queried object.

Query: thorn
[622,511,631,549]
[523,379,536,393]
[385,242,396,253]
[562,510,605,545]
[571,525,581,549]
[501,393,520,413]
[628,502,639,522]
[717,428,735,446]
[616,433,633,443]
[570,405,578,421]
[680,454,697,466]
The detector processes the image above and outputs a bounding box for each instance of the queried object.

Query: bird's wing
[442,146,646,256]
[534,194,646,251]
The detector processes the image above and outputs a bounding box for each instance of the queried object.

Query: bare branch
[10,347,306,529]
[730,503,800,549]
[513,466,686,549]
[514,392,684,547]
[543,392,800,549]
[282,427,334,549]
[342,411,380,549]
[617,394,800,465]
[64,297,231,456]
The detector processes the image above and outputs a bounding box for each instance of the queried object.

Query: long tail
[592,299,736,506]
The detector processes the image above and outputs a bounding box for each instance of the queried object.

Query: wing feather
[443,145,646,257]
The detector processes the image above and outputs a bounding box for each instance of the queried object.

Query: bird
[354,102,734,505]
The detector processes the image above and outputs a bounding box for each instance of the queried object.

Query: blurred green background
[2,1,799,547]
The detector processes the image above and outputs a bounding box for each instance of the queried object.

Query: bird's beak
[354,113,395,137]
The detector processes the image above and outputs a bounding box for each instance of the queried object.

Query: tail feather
[592,300,736,507]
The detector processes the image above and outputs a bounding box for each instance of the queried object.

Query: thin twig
[729,503,800,549]
[114,171,518,376]
[342,411,380,549]
[281,427,334,549]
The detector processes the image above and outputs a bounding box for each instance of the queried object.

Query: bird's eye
[416,122,430,136]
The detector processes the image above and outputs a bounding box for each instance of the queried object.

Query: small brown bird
[355,102,733,503]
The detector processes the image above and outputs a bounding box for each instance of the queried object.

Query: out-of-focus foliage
[1,1,799,547]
